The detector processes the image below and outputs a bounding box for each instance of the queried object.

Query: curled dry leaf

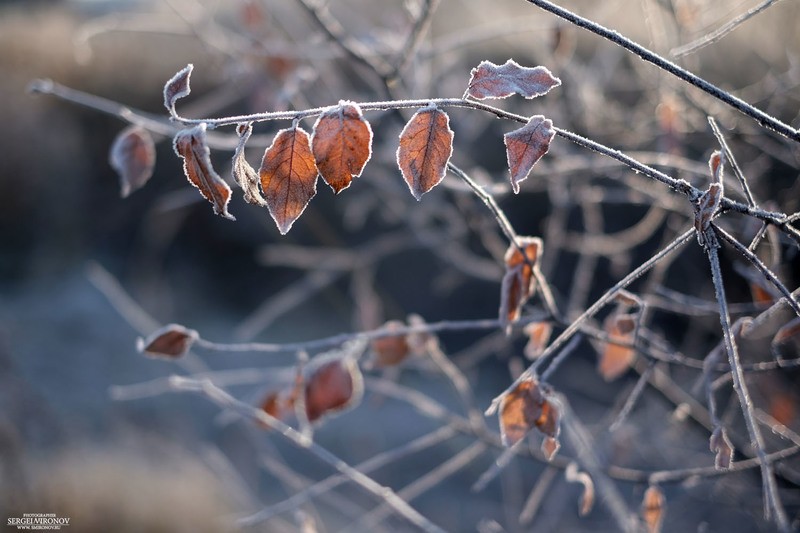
[709,426,734,470]
[136,323,198,359]
[174,123,235,220]
[499,237,542,326]
[232,123,267,207]
[498,378,560,459]
[466,59,561,100]
[504,115,555,194]
[708,149,724,189]
[259,125,319,234]
[523,321,552,359]
[311,102,373,194]
[396,105,454,200]
[369,320,410,369]
[163,63,193,117]
[565,463,595,517]
[304,357,363,423]
[598,313,638,381]
[109,125,156,198]
[641,485,665,533]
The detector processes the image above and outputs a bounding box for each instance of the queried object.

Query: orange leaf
[136,324,198,359]
[109,125,155,198]
[750,282,775,306]
[523,321,552,359]
[598,313,637,381]
[369,320,411,369]
[709,426,734,470]
[173,123,235,220]
[499,237,542,325]
[163,63,193,117]
[769,390,796,427]
[773,316,800,345]
[499,379,543,447]
[466,60,561,100]
[504,115,555,194]
[259,125,319,234]
[396,106,454,200]
[304,357,363,423]
[312,102,373,194]
[642,485,665,533]
[232,123,267,207]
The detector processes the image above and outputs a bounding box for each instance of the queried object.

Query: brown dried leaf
[598,313,637,381]
[709,426,734,470]
[709,149,724,188]
[750,282,775,306]
[499,237,542,325]
[504,115,555,194]
[163,63,193,117]
[312,102,373,194]
[173,123,235,220]
[136,323,198,359]
[499,378,544,447]
[109,125,156,198]
[369,320,410,368]
[304,357,363,423]
[642,485,665,533]
[773,316,800,345]
[466,59,561,100]
[233,123,267,207]
[259,125,319,234]
[396,106,454,200]
[523,321,552,359]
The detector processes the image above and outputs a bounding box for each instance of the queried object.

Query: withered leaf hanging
[109,125,156,198]
[137,323,198,359]
[311,102,373,194]
[163,63,193,118]
[397,105,454,200]
[232,122,267,207]
[504,115,555,194]
[259,125,319,234]
[173,123,235,220]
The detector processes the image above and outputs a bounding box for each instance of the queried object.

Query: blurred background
[1,0,799,531]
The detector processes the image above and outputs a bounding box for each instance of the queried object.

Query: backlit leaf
[259,125,319,234]
[136,323,198,359]
[396,105,454,200]
[709,426,734,470]
[173,123,235,220]
[499,377,559,456]
[369,320,410,368]
[523,321,552,359]
[642,485,665,533]
[109,125,156,198]
[233,123,267,207]
[466,59,561,100]
[304,357,363,423]
[504,115,555,193]
[163,63,193,117]
[598,313,638,381]
[312,102,373,194]
[499,237,542,326]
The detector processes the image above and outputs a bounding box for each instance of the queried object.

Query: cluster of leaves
[110,60,559,234]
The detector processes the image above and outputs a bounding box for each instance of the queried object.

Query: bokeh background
[1,0,799,531]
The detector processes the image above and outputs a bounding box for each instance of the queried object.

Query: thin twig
[523,0,800,142]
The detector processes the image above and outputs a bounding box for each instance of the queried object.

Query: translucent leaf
[499,237,542,325]
[109,125,156,198]
[304,357,363,423]
[173,123,235,220]
[396,106,454,200]
[504,115,555,194]
[232,123,267,207]
[259,125,319,234]
[312,102,373,194]
[750,281,775,306]
[709,426,734,470]
[523,321,552,359]
[136,323,198,359]
[598,313,638,381]
[163,63,193,117]
[369,320,410,368]
[642,485,665,533]
[466,59,561,100]
[499,378,543,447]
